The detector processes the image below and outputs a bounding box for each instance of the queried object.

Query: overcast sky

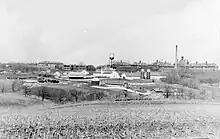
[0,0,220,65]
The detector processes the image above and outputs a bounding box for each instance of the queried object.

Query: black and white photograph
[0,0,220,138]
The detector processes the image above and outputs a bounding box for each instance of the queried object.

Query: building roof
[187,63,218,67]
[38,61,64,65]
[68,70,89,76]
[124,71,166,77]
[96,67,115,74]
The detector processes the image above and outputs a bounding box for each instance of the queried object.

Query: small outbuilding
[91,78,100,86]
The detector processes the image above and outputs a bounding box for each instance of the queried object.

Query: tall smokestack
[175,45,178,69]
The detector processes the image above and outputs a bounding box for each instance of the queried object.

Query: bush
[188,90,196,100]
[69,89,84,103]
[1,84,5,93]
[199,77,220,84]
[199,89,209,100]
[164,86,171,98]
[165,70,181,84]
[12,81,22,92]
[180,78,199,89]
[178,68,193,78]
[83,91,106,101]
[163,69,200,90]
[29,86,68,103]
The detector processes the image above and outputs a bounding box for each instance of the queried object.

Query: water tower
[109,53,114,68]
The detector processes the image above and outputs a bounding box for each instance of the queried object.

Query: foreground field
[1,103,220,138]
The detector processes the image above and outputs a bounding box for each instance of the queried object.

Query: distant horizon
[0,57,218,66]
[1,0,220,65]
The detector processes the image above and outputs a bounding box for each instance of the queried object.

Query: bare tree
[70,89,82,103]
[123,90,128,99]
[22,86,30,97]
[78,61,85,66]
[1,84,5,93]
[41,86,47,101]
[12,81,17,92]
[164,86,170,98]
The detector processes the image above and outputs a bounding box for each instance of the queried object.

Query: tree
[178,68,191,78]
[0,64,6,69]
[12,81,17,92]
[95,92,105,100]
[165,70,181,84]
[79,61,85,66]
[58,89,68,103]
[70,89,83,103]
[86,65,96,72]
[41,86,48,101]
[123,90,128,99]
[22,86,29,97]
[164,86,170,98]
[1,84,5,93]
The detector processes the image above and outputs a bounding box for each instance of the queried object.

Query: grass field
[0,79,14,92]
[1,102,220,138]
[0,92,52,108]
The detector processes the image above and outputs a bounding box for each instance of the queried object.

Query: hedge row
[27,86,134,104]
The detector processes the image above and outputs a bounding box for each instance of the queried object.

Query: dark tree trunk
[41,87,45,101]
[166,92,169,98]
[42,92,44,101]
[75,96,78,102]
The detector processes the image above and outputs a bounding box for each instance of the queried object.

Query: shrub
[69,89,84,103]
[22,85,29,97]
[83,91,96,101]
[1,84,5,93]
[164,86,171,98]
[199,77,220,84]
[11,81,22,92]
[188,90,197,100]
[165,70,181,84]
[199,89,209,100]
[180,78,199,89]
[178,68,192,78]
[163,69,200,90]
[178,88,184,99]
[94,91,106,100]
[29,86,69,103]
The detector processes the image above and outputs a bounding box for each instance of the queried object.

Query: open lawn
[0,79,14,92]
[0,92,52,108]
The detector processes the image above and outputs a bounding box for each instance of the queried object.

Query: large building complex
[110,55,218,73]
